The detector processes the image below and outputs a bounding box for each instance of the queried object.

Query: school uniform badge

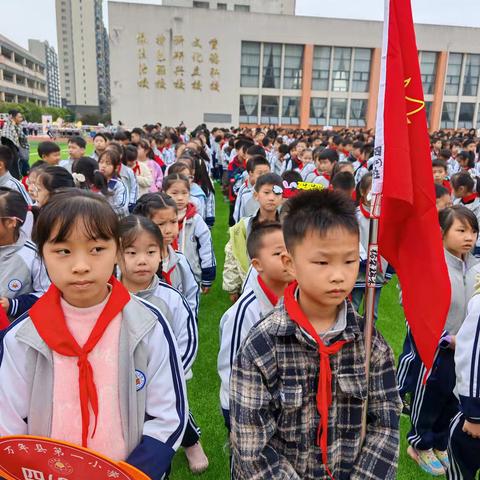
[135,369,146,391]
[8,279,22,292]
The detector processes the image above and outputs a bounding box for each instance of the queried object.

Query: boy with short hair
[0,145,31,205]
[432,159,451,193]
[304,148,338,187]
[218,222,293,430]
[435,184,452,212]
[233,155,271,223]
[332,171,355,198]
[60,135,86,172]
[230,189,402,479]
[91,132,108,161]
[37,141,61,166]
[228,138,254,225]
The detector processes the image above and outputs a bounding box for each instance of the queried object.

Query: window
[329,98,348,126]
[349,99,367,126]
[234,4,250,11]
[462,54,480,96]
[283,45,303,89]
[240,42,260,88]
[310,97,327,125]
[352,48,371,92]
[458,103,475,128]
[445,53,462,96]
[312,46,331,91]
[441,102,457,128]
[420,51,437,95]
[193,1,209,7]
[477,105,480,129]
[217,3,227,9]
[239,95,258,123]
[260,95,279,124]
[262,43,282,89]
[281,96,300,124]
[332,47,351,92]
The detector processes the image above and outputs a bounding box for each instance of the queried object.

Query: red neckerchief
[340,149,349,157]
[314,169,331,182]
[257,276,279,306]
[29,276,130,448]
[292,155,303,170]
[351,190,357,201]
[359,202,370,219]
[284,282,346,479]
[461,193,477,205]
[162,265,176,286]
[131,161,140,176]
[442,179,452,193]
[0,308,9,330]
[178,203,197,232]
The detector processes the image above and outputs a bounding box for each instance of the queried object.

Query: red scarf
[162,265,176,286]
[29,276,130,448]
[131,161,141,176]
[314,169,331,182]
[359,202,370,219]
[442,179,452,194]
[178,203,197,232]
[0,308,9,330]
[284,282,347,479]
[257,276,279,306]
[461,193,478,205]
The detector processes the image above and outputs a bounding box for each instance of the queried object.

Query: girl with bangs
[0,189,188,480]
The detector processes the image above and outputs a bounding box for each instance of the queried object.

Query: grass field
[29,140,438,480]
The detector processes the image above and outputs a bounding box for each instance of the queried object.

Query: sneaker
[185,442,209,474]
[434,449,450,470]
[407,446,445,476]
[402,399,411,416]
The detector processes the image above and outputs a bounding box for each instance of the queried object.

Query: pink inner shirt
[50,296,127,461]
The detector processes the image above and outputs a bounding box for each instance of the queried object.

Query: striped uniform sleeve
[205,190,215,228]
[177,253,200,317]
[161,284,198,374]
[194,216,216,287]
[455,294,480,423]
[126,307,188,480]
[232,186,244,224]
[110,179,129,216]
[0,318,31,436]
[127,167,139,206]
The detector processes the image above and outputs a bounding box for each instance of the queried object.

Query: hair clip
[72,173,86,184]
[272,185,283,195]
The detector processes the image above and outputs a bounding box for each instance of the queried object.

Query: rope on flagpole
[360,191,382,443]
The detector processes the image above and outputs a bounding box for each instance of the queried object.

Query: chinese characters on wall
[136,32,221,92]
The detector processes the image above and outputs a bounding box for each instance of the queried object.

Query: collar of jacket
[14,295,159,362]
[266,299,362,349]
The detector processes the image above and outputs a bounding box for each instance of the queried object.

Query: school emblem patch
[7,279,22,292]
[135,369,146,391]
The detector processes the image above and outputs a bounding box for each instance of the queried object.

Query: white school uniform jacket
[303,169,330,188]
[178,206,216,287]
[1,231,50,319]
[217,277,277,411]
[454,293,480,422]
[59,158,74,173]
[300,162,315,180]
[106,178,129,216]
[444,249,479,335]
[0,295,188,480]
[205,190,215,228]
[118,163,138,207]
[233,181,258,223]
[162,245,200,316]
[135,275,198,379]
[0,171,32,205]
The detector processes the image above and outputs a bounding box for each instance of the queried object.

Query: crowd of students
[0,123,480,480]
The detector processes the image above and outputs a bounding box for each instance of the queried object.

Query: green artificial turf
[28,140,439,479]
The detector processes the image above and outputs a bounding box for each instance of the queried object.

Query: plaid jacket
[230,299,402,480]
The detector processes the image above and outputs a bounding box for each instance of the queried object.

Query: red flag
[0,308,8,331]
[371,0,450,372]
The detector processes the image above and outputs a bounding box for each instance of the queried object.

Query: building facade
[0,34,47,106]
[28,39,62,108]
[161,0,296,15]
[55,0,110,116]
[109,2,480,131]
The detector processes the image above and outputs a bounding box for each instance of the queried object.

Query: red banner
[0,436,150,480]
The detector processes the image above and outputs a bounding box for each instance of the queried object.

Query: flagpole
[360,192,382,443]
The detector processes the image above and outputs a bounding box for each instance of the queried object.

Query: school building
[108,1,480,131]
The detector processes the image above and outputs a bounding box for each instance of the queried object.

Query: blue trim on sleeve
[126,434,175,480]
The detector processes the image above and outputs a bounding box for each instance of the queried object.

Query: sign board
[0,436,150,480]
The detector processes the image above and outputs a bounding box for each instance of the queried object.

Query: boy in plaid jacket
[230,190,402,480]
